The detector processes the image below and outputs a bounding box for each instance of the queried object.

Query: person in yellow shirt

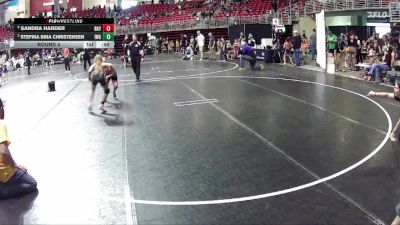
[175,39,180,53]
[0,98,37,199]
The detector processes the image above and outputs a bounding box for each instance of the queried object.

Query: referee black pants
[131,56,141,80]
[83,58,91,71]
[27,62,31,75]
[64,58,70,71]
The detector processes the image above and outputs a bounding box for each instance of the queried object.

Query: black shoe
[136,78,140,82]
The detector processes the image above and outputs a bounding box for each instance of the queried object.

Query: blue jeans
[0,168,37,200]
[294,49,302,66]
[368,63,390,82]
[240,55,261,70]
[311,45,317,60]
[220,49,226,61]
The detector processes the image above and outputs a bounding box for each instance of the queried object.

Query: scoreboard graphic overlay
[14,18,115,49]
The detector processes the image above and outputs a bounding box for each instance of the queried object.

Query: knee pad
[105,88,110,94]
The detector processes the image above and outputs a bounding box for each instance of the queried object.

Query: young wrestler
[102,57,118,100]
[88,55,110,113]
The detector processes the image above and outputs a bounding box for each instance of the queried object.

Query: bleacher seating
[63,7,106,18]
[118,0,208,25]
[115,0,293,27]
[0,26,14,42]
[1,0,295,43]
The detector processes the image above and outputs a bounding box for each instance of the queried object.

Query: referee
[129,34,144,82]
[25,50,31,75]
[83,48,91,71]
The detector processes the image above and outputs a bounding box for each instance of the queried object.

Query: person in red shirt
[63,48,71,74]
[107,49,113,60]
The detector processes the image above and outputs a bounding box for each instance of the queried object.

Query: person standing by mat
[0,98,37,199]
[239,41,264,71]
[367,82,400,141]
[122,35,129,68]
[129,34,144,82]
[24,50,31,75]
[196,31,205,60]
[293,30,302,67]
[83,48,91,71]
[208,32,216,60]
[63,48,71,74]
[0,53,8,85]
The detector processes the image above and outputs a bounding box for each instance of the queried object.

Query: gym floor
[0,54,399,225]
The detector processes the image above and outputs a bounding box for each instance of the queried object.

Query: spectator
[11,56,18,71]
[17,55,24,71]
[239,41,264,71]
[346,35,358,71]
[63,48,71,74]
[183,45,194,60]
[238,32,244,43]
[226,40,235,61]
[25,51,31,75]
[196,30,205,60]
[272,0,278,12]
[293,30,302,66]
[220,38,227,61]
[366,46,395,82]
[175,39,180,53]
[248,33,256,47]
[302,30,307,40]
[0,98,38,200]
[233,39,240,59]
[336,34,347,72]
[310,28,317,61]
[157,38,163,54]
[208,32,216,60]
[168,41,174,54]
[327,31,337,56]
[361,40,368,61]
[301,32,309,59]
[283,37,293,65]
[83,48,91,71]
[181,34,188,54]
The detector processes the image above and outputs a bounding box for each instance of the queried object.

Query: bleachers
[118,0,207,25]
[2,0,294,43]
[0,26,14,42]
[216,0,292,18]
[116,0,288,26]
[63,7,106,18]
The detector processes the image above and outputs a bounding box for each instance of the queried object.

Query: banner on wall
[316,9,326,70]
